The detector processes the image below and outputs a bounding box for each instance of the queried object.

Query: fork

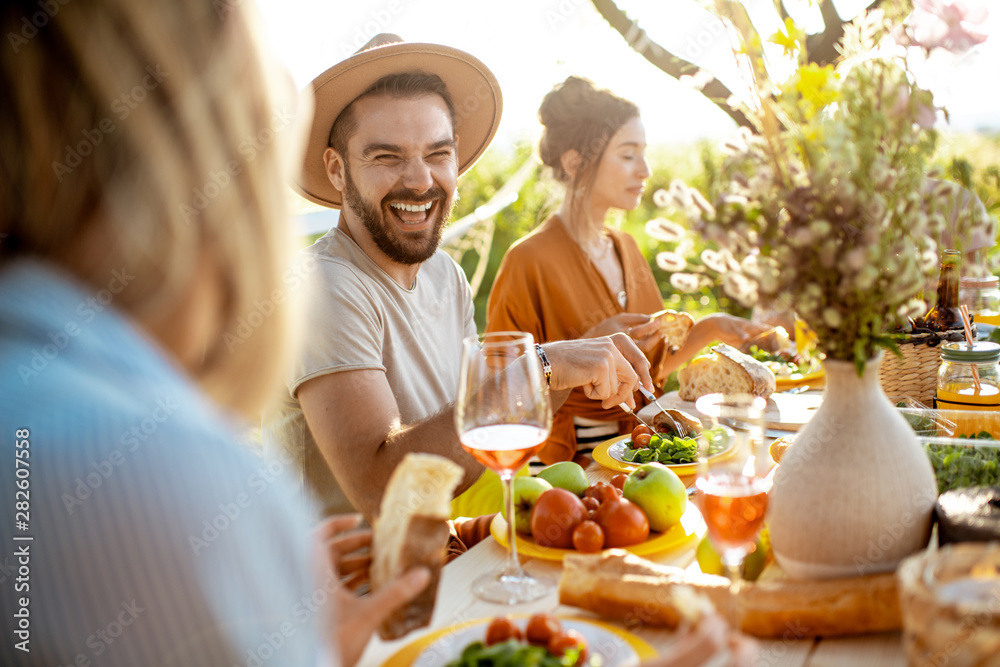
[637,386,689,437]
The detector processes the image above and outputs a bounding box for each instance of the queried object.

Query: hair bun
[538,76,638,182]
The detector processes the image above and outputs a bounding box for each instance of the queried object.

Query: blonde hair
[0,0,297,418]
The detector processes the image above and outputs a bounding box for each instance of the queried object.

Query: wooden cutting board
[637,391,822,431]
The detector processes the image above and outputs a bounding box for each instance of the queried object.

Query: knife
[618,403,657,432]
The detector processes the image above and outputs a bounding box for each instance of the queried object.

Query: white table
[356,460,907,666]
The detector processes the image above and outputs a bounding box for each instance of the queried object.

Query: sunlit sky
[256,0,1000,151]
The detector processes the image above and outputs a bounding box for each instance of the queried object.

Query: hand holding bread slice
[371,453,463,640]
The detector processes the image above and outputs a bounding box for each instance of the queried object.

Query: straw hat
[295,34,502,209]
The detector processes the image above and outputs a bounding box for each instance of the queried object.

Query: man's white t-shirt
[265,227,477,515]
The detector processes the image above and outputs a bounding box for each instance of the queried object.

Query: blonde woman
[0,1,424,665]
[487,77,766,465]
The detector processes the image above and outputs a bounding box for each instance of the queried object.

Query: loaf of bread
[371,453,463,640]
[678,343,775,401]
[559,550,901,638]
[658,310,695,353]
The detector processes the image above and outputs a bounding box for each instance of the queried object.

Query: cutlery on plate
[637,386,688,437]
[618,403,657,432]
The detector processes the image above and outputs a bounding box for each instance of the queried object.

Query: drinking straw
[959,304,981,394]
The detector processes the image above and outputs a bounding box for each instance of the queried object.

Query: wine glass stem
[501,471,523,577]
[722,555,744,632]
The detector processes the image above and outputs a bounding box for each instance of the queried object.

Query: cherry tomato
[572,520,605,553]
[633,433,652,448]
[610,473,629,490]
[548,629,589,665]
[485,617,522,645]
[592,497,650,547]
[581,496,600,512]
[525,613,562,646]
[583,482,620,504]
[631,424,655,443]
[531,488,587,548]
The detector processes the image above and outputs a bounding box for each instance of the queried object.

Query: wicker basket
[880,329,971,405]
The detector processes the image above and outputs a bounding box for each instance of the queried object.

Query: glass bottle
[922,250,964,332]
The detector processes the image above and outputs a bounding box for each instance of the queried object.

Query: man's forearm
[361,407,483,519]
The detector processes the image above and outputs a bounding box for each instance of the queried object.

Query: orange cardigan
[486,216,669,464]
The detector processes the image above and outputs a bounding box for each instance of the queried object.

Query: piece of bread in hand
[371,453,463,640]
[658,310,695,353]
[677,343,776,401]
[738,325,791,354]
[559,550,901,638]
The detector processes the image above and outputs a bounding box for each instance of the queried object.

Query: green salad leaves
[621,428,729,465]
[445,639,584,667]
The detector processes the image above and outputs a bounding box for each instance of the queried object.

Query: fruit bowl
[489,502,705,561]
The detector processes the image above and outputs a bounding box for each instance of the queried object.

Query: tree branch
[589,0,750,128]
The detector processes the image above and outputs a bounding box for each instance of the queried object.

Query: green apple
[695,532,770,581]
[537,461,589,497]
[622,463,687,532]
[504,476,553,534]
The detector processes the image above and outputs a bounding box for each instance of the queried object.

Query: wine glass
[455,331,553,604]
[694,393,770,628]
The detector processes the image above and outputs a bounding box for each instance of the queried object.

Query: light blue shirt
[0,260,326,666]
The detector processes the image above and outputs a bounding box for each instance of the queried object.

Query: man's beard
[342,164,454,265]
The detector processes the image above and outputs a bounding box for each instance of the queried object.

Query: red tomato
[631,424,655,442]
[531,488,588,548]
[633,433,652,448]
[485,617,522,645]
[592,497,650,547]
[548,629,589,665]
[610,473,628,490]
[581,496,600,512]
[571,520,605,553]
[583,482,620,505]
[525,613,562,646]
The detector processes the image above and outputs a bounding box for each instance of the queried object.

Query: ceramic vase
[768,352,938,579]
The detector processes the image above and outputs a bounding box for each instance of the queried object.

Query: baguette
[658,310,695,353]
[371,453,463,640]
[677,343,775,402]
[559,550,901,639]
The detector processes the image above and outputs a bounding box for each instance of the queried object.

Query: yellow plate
[592,434,736,476]
[381,615,657,666]
[773,366,824,390]
[490,501,704,561]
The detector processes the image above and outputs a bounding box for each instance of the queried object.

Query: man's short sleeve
[288,256,385,397]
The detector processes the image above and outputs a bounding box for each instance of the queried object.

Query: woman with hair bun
[487,76,765,465]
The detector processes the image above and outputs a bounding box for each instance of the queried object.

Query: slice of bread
[371,453,463,640]
[658,310,695,353]
[677,343,776,401]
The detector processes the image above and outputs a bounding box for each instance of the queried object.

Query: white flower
[723,273,757,307]
[652,189,672,209]
[668,179,693,209]
[701,249,729,274]
[855,266,879,291]
[669,272,702,293]
[842,247,868,273]
[823,308,843,329]
[656,251,688,273]
[722,248,742,272]
[645,218,686,243]
[689,188,717,218]
[920,249,939,273]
